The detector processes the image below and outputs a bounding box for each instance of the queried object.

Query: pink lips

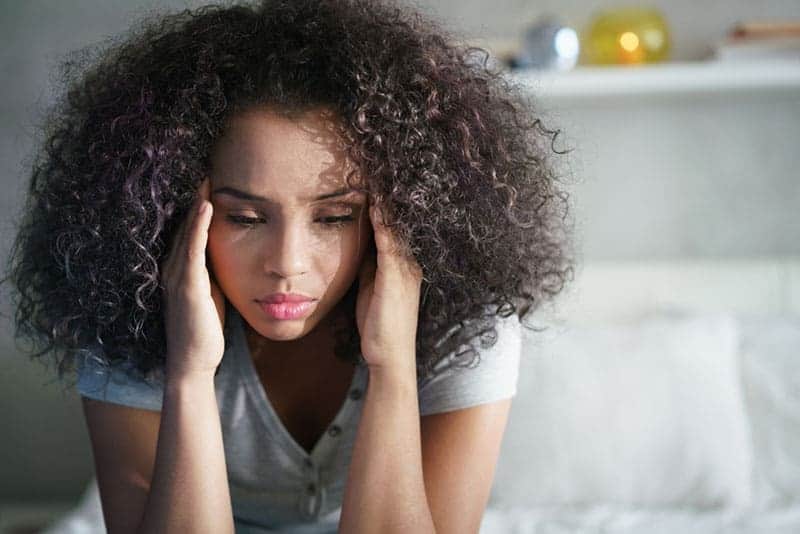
[257,293,317,320]
[258,300,316,320]
[259,293,315,303]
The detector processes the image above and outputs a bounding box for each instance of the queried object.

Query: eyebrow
[212,186,358,204]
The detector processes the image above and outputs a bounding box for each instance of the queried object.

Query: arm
[419,397,513,532]
[83,365,234,534]
[338,361,436,533]
[337,360,513,534]
[138,369,234,533]
[341,200,513,531]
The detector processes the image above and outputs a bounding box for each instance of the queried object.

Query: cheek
[206,222,224,257]
[319,238,362,278]
[206,224,239,280]
[320,229,371,285]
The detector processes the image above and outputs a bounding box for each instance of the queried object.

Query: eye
[226,215,264,227]
[225,214,355,228]
[318,215,355,228]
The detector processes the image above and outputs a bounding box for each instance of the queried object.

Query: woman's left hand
[355,197,424,372]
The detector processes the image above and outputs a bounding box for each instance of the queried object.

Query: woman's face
[207,106,372,346]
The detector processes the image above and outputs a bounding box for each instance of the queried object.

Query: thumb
[188,199,213,281]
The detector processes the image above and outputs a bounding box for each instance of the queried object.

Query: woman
[4,0,574,531]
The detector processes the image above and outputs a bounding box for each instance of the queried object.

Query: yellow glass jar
[581,7,671,65]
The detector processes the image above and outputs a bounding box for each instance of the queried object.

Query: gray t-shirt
[76,303,521,533]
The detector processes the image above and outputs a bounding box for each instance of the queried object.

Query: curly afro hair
[3,0,576,388]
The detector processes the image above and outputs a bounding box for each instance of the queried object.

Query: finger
[162,195,198,275]
[188,177,213,259]
[186,197,213,282]
[369,202,418,267]
[197,175,211,203]
[163,178,211,271]
[369,202,400,257]
[371,205,424,286]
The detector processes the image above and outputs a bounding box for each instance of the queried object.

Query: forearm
[338,360,436,533]
[138,368,234,534]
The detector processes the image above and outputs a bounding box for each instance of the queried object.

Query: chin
[262,331,307,342]
[255,319,315,338]
[253,308,326,338]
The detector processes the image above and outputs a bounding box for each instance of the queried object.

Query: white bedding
[42,488,800,534]
[480,504,800,534]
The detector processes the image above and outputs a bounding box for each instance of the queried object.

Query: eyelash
[226,215,355,228]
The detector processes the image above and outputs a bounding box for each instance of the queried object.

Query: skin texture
[207,106,373,364]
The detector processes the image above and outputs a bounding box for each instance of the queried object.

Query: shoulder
[75,343,164,412]
[418,311,521,416]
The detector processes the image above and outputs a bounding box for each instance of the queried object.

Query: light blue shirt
[76,303,521,532]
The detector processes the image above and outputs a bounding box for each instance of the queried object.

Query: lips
[259,293,316,303]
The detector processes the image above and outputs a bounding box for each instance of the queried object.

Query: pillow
[491,312,753,509]
[738,314,800,510]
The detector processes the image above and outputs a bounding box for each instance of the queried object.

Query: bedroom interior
[1,1,798,533]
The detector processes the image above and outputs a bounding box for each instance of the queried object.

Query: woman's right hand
[160,176,227,380]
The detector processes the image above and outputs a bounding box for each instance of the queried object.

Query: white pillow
[491,312,753,509]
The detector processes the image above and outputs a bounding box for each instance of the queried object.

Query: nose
[266,219,310,279]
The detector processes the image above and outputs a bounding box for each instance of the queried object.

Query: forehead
[210,106,358,194]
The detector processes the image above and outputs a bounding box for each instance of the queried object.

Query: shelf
[507,59,800,99]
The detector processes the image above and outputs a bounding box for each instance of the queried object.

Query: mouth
[257,299,317,320]
[258,293,316,303]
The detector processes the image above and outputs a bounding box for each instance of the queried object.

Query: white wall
[534,87,800,260]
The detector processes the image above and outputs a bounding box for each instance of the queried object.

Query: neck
[244,307,345,368]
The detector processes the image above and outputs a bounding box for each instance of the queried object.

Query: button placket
[304,458,318,497]
[300,466,321,518]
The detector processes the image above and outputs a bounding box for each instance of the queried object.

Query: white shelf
[507,59,800,98]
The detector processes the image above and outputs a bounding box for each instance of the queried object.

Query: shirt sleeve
[418,313,521,416]
[75,346,164,412]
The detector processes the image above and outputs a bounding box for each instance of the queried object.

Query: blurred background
[1,1,799,532]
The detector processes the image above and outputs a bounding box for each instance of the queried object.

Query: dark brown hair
[3,0,575,388]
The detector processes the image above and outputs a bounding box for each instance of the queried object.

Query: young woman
[4,0,574,532]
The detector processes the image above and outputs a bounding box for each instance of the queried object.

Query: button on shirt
[75,302,521,532]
